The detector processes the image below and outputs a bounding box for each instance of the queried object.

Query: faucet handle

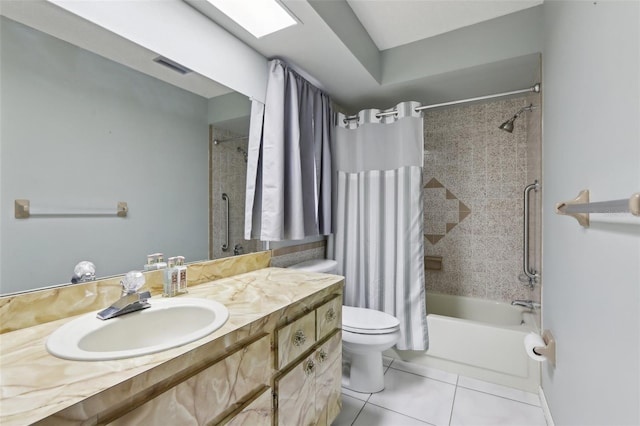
[71,261,96,283]
[121,270,146,294]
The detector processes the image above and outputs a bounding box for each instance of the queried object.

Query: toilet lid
[342,306,400,335]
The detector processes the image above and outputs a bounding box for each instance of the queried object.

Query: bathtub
[390,292,541,392]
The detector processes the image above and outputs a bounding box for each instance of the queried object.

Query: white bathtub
[390,292,541,392]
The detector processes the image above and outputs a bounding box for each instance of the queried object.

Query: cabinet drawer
[277,310,316,369]
[316,296,341,341]
[108,334,271,425]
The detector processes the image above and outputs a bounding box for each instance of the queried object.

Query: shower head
[499,103,535,133]
[499,117,516,133]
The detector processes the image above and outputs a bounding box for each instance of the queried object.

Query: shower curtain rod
[343,83,541,122]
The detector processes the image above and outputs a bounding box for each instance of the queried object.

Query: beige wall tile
[423,95,542,304]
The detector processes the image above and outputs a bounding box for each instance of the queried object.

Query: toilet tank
[288,259,338,274]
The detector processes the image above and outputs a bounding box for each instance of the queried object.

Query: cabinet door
[275,355,317,426]
[314,330,342,426]
[224,387,272,426]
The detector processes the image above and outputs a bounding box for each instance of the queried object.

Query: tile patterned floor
[333,357,547,426]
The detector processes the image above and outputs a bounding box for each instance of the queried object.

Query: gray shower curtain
[331,102,429,350]
[245,59,333,241]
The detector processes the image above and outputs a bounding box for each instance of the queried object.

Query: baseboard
[539,386,555,426]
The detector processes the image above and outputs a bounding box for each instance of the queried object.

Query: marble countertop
[0,267,343,425]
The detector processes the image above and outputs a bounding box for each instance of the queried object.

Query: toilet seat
[342,306,400,335]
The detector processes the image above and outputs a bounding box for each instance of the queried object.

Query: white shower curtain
[331,102,428,350]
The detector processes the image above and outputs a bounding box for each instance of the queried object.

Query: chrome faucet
[97,270,151,320]
[511,300,541,310]
[96,291,151,320]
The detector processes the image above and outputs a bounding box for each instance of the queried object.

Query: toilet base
[344,351,385,393]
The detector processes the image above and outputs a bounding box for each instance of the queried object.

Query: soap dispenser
[176,256,188,294]
[163,257,178,297]
[144,253,167,271]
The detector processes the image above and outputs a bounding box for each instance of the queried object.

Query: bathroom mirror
[0,13,257,295]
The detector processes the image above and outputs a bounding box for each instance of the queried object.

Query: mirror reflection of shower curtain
[330,102,429,350]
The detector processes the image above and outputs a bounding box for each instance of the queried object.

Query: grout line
[455,384,542,408]
[448,376,460,426]
[363,401,437,426]
[350,397,368,426]
[385,364,458,386]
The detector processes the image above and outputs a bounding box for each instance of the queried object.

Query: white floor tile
[383,356,394,367]
[457,376,541,406]
[353,403,433,426]
[368,368,456,426]
[332,395,366,426]
[389,358,458,385]
[450,387,547,426]
[342,386,371,401]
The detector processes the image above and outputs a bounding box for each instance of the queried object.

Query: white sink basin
[46,298,229,361]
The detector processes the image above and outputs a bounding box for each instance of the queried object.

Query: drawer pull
[316,349,327,364]
[325,308,337,322]
[304,359,316,376]
[293,330,307,347]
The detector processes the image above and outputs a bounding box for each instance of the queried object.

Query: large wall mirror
[0,11,258,295]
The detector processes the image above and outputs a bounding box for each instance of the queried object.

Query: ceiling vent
[153,56,192,75]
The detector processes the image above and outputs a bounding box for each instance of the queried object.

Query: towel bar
[555,191,640,227]
[15,200,128,219]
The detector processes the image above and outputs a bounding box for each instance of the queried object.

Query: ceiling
[346,0,542,51]
[1,0,544,113]
[186,0,544,111]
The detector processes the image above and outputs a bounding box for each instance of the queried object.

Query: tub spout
[511,300,540,310]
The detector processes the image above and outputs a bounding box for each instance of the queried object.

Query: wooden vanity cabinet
[274,296,342,426]
[106,295,342,426]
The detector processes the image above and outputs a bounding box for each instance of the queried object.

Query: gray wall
[0,18,209,294]
[542,1,639,424]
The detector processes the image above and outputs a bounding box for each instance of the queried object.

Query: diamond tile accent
[424,178,471,245]
[425,177,444,188]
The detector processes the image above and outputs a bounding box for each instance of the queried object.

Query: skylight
[205,0,297,38]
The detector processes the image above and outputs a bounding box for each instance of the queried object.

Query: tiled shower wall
[210,126,259,259]
[423,95,541,304]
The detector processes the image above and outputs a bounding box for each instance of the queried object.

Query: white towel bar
[15,200,128,219]
[555,190,640,227]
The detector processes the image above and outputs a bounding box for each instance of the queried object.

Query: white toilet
[289,259,401,393]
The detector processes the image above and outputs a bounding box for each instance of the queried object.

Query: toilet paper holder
[533,330,556,367]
